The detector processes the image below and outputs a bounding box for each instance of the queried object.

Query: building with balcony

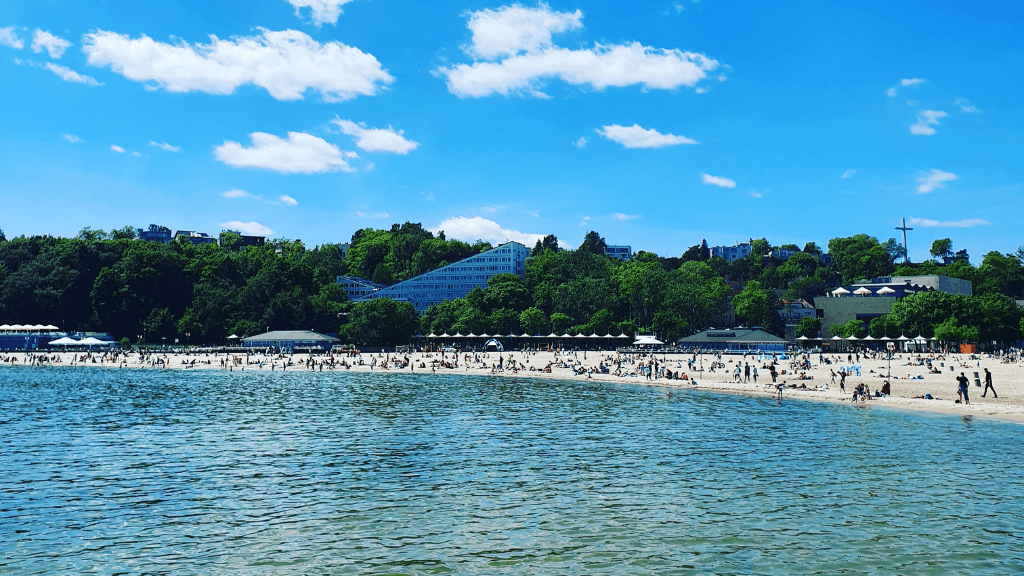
[604,245,633,260]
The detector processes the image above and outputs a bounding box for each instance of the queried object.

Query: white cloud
[332,119,419,154]
[901,78,925,87]
[110,145,125,153]
[219,221,274,236]
[214,131,353,174]
[0,27,24,50]
[841,169,856,179]
[574,136,587,148]
[63,134,84,144]
[32,30,71,58]
[695,87,708,94]
[131,151,142,157]
[885,87,897,97]
[701,173,735,188]
[750,191,762,198]
[464,3,583,60]
[431,216,560,248]
[43,63,101,85]
[285,0,356,26]
[910,109,947,136]
[610,212,640,220]
[915,168,957,193]
[279,194,298,205]
[83,28,392,102]
[954,97,980,113]
[148,140,181,152]
[905,99,918,106]
[596,123,697,148]
[439,4,717,98]
[907,217,990,228]
[223,189,250,198]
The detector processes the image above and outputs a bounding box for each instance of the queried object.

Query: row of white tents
[48,336,116,347]
[423,332,634,339]
[797,335,936,342]
[830,286,897,296]
[0,324,60,332]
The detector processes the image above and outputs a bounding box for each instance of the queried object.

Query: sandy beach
[4,348,1023,423]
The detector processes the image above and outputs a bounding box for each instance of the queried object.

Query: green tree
[795,316,821,338]
[519,307,548,335]
[550,312,572,334]
[732,280,770,328]
[341,298,419,346]
[828,234,894,284]
[930,238,953,261]
[579,230,607,255]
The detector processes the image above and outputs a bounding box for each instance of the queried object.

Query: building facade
[138,224,172,243]
[604,245,633,260]
[710,242,752,262]
[355,242,531,313]
[174,230,218,245]
[336,276,385,300]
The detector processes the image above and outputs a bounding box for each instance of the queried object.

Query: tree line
[1,224,1022,347]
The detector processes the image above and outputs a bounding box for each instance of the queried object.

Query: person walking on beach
[752,366,758,383]
[744,363,751,382]
[956,372,970,404]
[982,368,997,398]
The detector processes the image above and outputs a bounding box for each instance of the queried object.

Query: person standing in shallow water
[982,368,997,398]
[956,372,971,405]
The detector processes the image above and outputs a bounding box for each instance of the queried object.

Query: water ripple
[2,366,1023,575]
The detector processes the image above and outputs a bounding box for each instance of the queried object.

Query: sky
[1,0,1022,263]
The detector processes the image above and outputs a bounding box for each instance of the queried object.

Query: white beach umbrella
[831,287,851,296]
[439,333,451,338]
[617,333,629,339]
[863,335,876,341]
[453,333,464,338]
[560,333,573,338]
[546,332,559,338]
[853,287,872,295]
[831,335,843,340]
[427,333,437,338]
[877,286,896,295]
[603,334,615,338]
[847,335,859,341]
[574,333,587,339]
[880,336,892,341]
[897,335,910,341]
[797,335,809,340]
[49,337,80,346]
[465,332,477,338]
[589,333,601,338]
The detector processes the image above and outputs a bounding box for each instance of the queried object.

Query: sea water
[1,366,1022,575]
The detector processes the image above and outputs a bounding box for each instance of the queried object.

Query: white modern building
[710,242,752,262]
[354,242,531,313]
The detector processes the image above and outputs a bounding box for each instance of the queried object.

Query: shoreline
[4,349,1023,424]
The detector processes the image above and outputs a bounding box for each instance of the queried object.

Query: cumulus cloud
[83,28,392,102]
[596,123,697,148]
[279,194,298,205]
[332,119,419,154]
[0,27,24,50]
[464,3,583,59]
[431,216,566,248]
[223,189,250,198]
[910,109,947,136]
[438,4,718,98]
[574,136,587,148]
[915,169,957,193]
[907,217,990,228]
[841,169,856,179]
[885,87,897,97]
[149,140,181,152]
[701,173,735,188]
[750,191,762,198]
[610,212,640,220]
[219,221,274,236]
[110,145,125,153]
[214,131,354,174]
[286,0,356,25]
[901,78,925,86]
[32,29,71,58]
[63,134,84,143]
[43,63,101,85]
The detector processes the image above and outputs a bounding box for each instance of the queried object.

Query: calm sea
[1,366,1022,575]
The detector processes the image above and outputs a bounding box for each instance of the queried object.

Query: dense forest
[1,223,1022,347]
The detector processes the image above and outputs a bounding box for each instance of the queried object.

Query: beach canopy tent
[560,333,573,339]
[453,333,464,338]
[427,333,437,338]
[677,328,787,352]
[633,335,664,346]
[519,333,531,339]
[242,330,339,351]
[48,337,80,346]
[863,335,876,341]
[574,333,587,339]
[483,338,504,351]
[832,287,851,296]
[79,337,114,346]
[465,333,477,338]
[796,335,809,341]
[831,336,843,340]
[853,287,873,295]
[897,335,910,341]
[226,334,239,340]
[439,333,451,338]
[847,335,859,341]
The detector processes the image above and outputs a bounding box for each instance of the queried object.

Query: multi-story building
[354,242,531,313]
[174,230,218,245]
[604,245,633,260]
[336,276,385,300]
[710,242,752,262]
[138,224,172,243]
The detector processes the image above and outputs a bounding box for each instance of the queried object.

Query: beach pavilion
[242,330,339,352]
[677,328,788,353]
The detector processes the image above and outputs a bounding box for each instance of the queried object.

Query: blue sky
[1,0,1021,262]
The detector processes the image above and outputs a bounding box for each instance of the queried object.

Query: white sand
[5,348,1022,423]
